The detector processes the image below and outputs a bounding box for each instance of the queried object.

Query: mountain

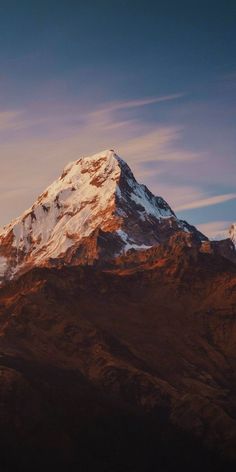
[230,223,236,247]
[0,150,236,472]
[0,234,236,471]
[0,149,206,285]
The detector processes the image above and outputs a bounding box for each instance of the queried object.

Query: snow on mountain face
[0,149,205,283]
[229,224,236,247]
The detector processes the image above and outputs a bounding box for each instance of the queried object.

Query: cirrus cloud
[197,221,231,240]
[174,193,236,212]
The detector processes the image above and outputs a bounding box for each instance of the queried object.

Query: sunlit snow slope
[0,149,206,282]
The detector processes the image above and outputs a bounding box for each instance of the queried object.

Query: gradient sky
[0,0,235,238]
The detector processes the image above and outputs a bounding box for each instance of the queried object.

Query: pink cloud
[197,221,231,240]
[0,110,24,130]
[174,193,236,212]
[0,94,232,229]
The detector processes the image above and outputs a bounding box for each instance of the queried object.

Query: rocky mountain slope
[0,150,235,471]
[0,150,206,284]
[0,233,236,471]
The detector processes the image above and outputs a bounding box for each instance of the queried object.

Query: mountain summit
[0,149,205,283]
[230,223,236,247]
[0,151,236,472]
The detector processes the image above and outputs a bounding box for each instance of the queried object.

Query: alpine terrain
[0,150,236,472]
[0,150,206,284]
[230,223,236,247]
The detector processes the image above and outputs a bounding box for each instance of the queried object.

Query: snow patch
[129,181,173,219]
[0,256,7,277]
[116,229,152,251]
[229,223,236,247]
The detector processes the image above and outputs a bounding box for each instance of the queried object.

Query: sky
[0,0,235,239]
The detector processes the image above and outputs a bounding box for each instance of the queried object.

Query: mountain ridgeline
[0,150,236,472]
[0,149,208,283]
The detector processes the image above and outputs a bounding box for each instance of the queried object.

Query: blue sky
[0,0,235,238]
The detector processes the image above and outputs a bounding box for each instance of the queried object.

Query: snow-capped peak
[229,223,236,247]
[0,149,205,282]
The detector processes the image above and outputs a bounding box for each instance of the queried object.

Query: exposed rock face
[201,238,236,264]
[0,238,236,471]
[0,149,206,283]
[1,148,236,471]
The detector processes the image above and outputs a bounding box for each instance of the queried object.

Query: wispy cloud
[118,127,201,164]
[0,93,231,228]
[174,193,236,212]
[0,94,193,168]
[197,220,231,240]
[0,110,24,130]
[94,93,184,114]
